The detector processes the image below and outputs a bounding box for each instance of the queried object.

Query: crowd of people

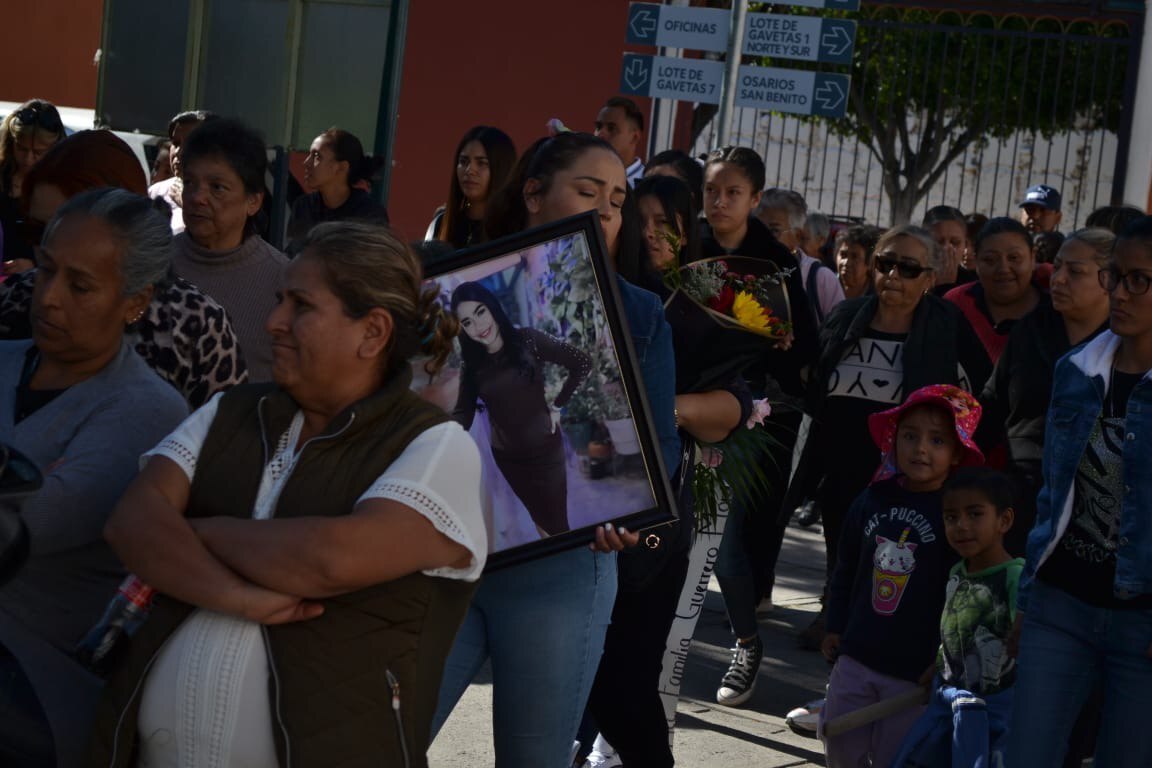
[0,91,1150,768]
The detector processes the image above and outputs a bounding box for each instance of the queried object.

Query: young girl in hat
[819,384,985,768]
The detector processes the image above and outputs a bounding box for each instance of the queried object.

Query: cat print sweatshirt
[826,477,959,682]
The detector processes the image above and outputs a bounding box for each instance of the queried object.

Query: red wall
[387,1,652,240]
[0,1,654,239]
[0,5,103,108]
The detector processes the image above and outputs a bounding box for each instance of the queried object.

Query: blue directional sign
[779,0,861,10]
[619,53,724,105]
[743,14,856,65]
[626,2,731,53]
[735,65,851,118]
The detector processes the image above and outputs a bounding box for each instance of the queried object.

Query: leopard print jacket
[0,271,248,408]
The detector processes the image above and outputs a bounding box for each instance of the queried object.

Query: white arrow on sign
[821,25,853,58]
[630,8,658,39]
[815,79,846,112]
[624,57,650,91]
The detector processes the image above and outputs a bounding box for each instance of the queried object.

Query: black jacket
[698,216,819,401]
[784,293,992,513]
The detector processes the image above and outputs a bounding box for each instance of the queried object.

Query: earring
[128,310,145,325]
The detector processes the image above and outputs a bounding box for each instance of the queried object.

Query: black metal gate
[689,3,1143,227]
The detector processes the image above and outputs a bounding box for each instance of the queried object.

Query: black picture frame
[413,211,678,571]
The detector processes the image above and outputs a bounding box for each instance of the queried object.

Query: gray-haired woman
[786,224,992,646]
[0,188,189,767]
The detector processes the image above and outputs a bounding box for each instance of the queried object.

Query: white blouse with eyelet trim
[132,393,486,767]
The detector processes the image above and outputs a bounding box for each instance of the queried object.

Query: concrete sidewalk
[430,522,832,766]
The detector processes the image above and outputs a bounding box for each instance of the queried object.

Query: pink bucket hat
[868,384,985,484]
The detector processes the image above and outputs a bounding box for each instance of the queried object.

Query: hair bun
[415,283,459,375]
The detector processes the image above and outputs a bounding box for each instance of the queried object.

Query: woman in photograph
[427,126,516,249]
[450,280,591,536]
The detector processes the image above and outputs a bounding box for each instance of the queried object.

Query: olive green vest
[89,370,477,767]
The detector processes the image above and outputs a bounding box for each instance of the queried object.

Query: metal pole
[1120,1,1152,207]
[182,0,208,111]
[648,0,692,157]
[375,0,411,210]
[716,1,749,147]
[281,0,305,148]
[93,0,114,127]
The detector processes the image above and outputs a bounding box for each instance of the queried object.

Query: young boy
[819,385,985,768]
[892,468,1026,767]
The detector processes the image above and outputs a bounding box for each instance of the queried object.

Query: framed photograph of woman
[412,211,677,570]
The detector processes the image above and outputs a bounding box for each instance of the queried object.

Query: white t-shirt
[134,393,485,767]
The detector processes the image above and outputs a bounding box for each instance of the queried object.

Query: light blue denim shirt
[1018,331,1152,611]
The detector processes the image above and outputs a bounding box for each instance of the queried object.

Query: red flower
[708,284,735,313]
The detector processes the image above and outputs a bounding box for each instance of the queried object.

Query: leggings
[588,550,692,767]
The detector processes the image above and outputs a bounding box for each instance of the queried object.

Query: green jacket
[88,369,476,767]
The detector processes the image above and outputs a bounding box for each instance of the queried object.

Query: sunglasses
[1099,267,1152,296]
[874,254,933,279]
[13,106,64,134]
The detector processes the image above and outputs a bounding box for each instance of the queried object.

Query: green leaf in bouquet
[693,419,791,534]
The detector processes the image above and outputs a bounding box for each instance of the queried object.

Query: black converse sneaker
[716,635,763,706]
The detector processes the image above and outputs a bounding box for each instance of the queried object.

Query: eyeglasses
[13,106,63,133]
[1099,267,1152,296]
[874,254,933,279]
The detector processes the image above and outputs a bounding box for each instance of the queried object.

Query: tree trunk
[887,183,921,227]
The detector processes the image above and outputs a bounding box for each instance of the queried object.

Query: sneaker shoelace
[723,642,760,686]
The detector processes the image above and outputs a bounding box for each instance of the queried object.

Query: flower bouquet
[662,256,794,393]
[693,398,782,532]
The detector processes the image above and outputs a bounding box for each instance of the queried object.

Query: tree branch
[915,128,979,198]
[849,87,886,166]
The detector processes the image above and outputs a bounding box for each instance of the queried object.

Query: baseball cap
[1018,184,1062,211]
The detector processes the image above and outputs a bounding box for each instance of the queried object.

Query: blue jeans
[432,547,617,767]
[1007,580,1152,767]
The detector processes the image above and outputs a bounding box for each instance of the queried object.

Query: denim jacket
[616,275,680,478]
[1018,331,1152,610]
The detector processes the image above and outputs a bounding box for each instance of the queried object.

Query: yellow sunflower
[732,291,772,332]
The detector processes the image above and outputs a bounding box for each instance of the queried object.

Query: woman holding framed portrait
[431,131,680,767]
